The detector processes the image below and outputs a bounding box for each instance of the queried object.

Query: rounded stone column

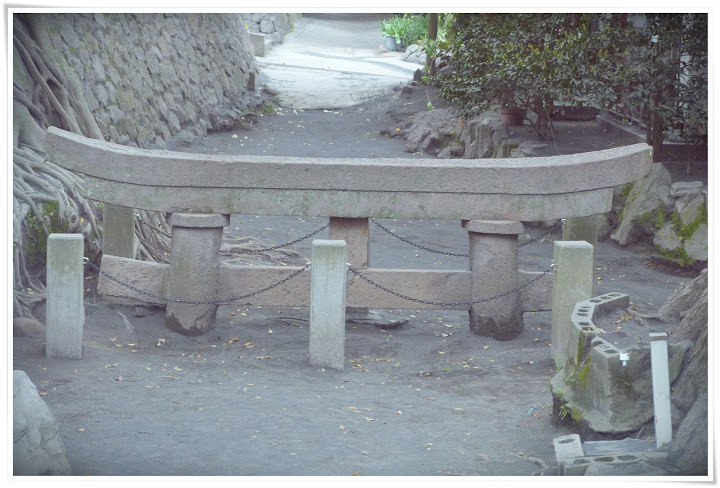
[463,220,524,341]
[164,213,229,336]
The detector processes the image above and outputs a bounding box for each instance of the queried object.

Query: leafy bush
[432,13,707,152]
[434,14,629,138]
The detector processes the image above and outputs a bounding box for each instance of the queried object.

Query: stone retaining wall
[241,13,301,43]
[29,13,262,149]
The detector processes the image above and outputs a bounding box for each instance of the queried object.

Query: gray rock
[611,163,672,246]
[653,222,682,251]
[670,181,704,198]
[684,224,708,261]
[13,371,72,476]
[401,44,426,64]
[13,317,45,338]
[677,193,706,227]
[662,392,708,475]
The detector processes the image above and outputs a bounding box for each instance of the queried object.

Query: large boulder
[662,392,708,475]
[611,163,672,246]
[13,371,72,476]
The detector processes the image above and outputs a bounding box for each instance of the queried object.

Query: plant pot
[385,36,398,51]
[561,106,599,121]
[500,107,526,126]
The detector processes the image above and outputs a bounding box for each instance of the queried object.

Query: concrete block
[554,434,584,474]
[551,241,594,365]
[329,217,369,269]
[103,204,136,258]
[309,240,347,371]
[248,32,267,56]
[46,234,85,359]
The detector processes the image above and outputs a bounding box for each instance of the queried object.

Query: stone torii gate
[46,127,652,340]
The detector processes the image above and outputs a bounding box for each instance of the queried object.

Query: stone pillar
[330,217,371,320]
[562,215,601,248]
[551,241,594,365]
[329,217,369,269]
[463,220,524,340]
[164,213,229,336]
[46,234,84,359]
[309,240,347,371]
[563,215,601,270]
[103,204,136,258]
[650,332,672,449]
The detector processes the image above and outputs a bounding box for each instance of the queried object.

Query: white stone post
[650,332,673,448]
[103,204,136,258]
[463,220,524,340]
[551,241,594,367]
[309,239,347,371]
[164,213,229,336]
[46,234,85,359]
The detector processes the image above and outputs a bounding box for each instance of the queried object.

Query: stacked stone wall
[241,13,301,43]
[32,13,261,148]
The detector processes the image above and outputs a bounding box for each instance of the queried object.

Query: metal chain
[228,224,329,254]
[85,260,309,305]
[134,213,329,255]
[347,264,554,307]
[370,218,470,257]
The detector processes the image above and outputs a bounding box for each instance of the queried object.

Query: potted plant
[381,15,411,51]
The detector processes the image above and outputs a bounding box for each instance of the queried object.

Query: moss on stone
[577,357,591,390]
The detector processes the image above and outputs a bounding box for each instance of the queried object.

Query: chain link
[85,261,309,305]
[370,218,470,257]
[347,264,554,307]
[228,224,329,254]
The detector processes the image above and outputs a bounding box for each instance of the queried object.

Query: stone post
[46,234,84,359]
[309,239,347,371]
[562,215,601,268]
[164,213,229,336]
[329,217,369,269]
[463,220,524,340]
[330,217,371,320]
[551,241,594,366]
[103,204,136,258]
[650,332,672,448]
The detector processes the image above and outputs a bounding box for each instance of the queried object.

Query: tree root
[12,14,170,318]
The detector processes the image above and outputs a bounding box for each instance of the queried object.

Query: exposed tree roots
[12,14,170,318]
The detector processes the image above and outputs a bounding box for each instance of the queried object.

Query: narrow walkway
[257,13,421,109]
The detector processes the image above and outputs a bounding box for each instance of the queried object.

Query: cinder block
[554,434,584,474]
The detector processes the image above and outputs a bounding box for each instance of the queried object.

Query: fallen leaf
[228,338,240,344]
[362,417,375,421]
[482,345,490,349]
[395,410,403,415]
[427,397,436,401]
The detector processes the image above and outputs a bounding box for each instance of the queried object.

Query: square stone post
[103,204,136,258]
[46,234,85,359]
[330,217,370,320]
[309,239,347,371]
[463,220,524,340]
[164,213,229,336]
[551,241,594,366]
[562,215,601,269]
[329,217,369,269]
